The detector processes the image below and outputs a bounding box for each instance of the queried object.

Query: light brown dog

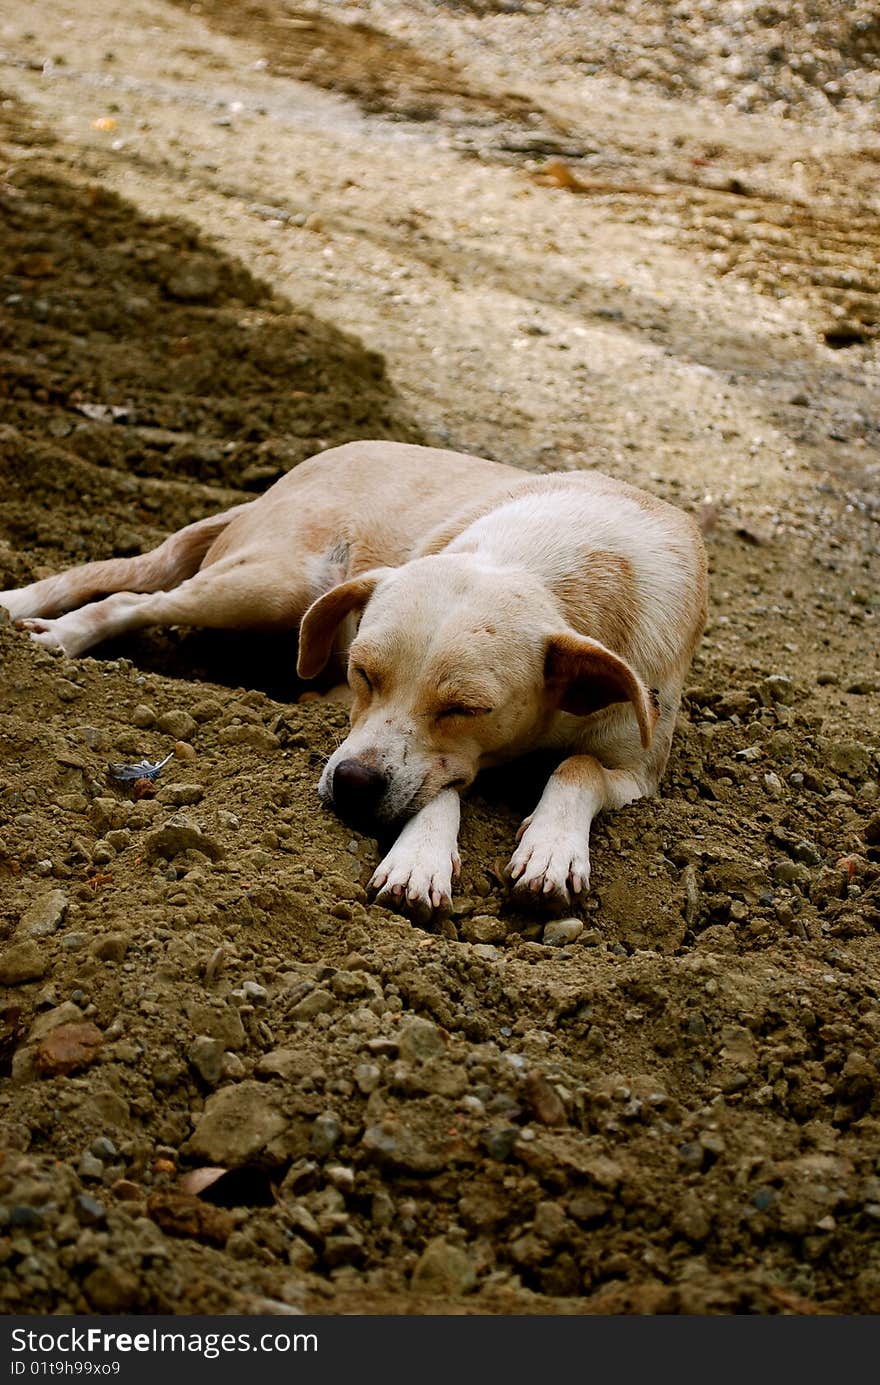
[0,441,707,919]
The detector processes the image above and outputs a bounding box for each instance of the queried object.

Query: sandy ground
[0,0,879,1314]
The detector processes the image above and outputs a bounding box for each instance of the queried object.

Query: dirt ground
[0,0,879,1315]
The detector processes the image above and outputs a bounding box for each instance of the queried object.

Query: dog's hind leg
[17,557,313,658]
[0,503,253,623]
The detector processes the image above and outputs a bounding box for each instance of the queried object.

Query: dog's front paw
[507,818,590,910]
[368,846,460,925]
[17,618,68,655]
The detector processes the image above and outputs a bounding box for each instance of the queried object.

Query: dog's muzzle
[330,757,389,825]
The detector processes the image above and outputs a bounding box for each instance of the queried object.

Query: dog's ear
[297,570,388,680]
[545,631,658,749]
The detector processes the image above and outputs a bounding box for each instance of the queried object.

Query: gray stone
[254,1049,324,1082]
[761,674,798,705]
[763,771,784,798]
[310,1114,342,1156]
[158,783,204,807]
[542,918,584,947]
[185,1002,246,1051]
[397,1017,445,1064]
[825,740,873,780]
[144,820,223,862]
[484,1126,518,1161]
[461,915,508,944]
[164,259,220,303]
[28,1002,84,1042]
[78,1151,104,1180]
[0,940,49,985]
[90,933,130,963]
[189,1035,225,1085]
[411,1237,476,1296]
[186,1081,286,1166]
[157,710,198,741]
[75,1194,106,1226]
[792,840,822,866]
[772,860,812,890]
[354,1062,381,1094]
[9,1205,44,1228]
[242,980,268,1004]
[290,989,335,1021]
[362,1122,446,1174]
[21,889,68,938]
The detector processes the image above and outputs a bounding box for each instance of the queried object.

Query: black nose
[332,758,387,822]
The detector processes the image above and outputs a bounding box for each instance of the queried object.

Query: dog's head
[297,554,656,826]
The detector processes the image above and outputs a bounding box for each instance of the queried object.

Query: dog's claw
[514,815,533,844]
[16,617,69,655]
[506,827,591,913]
[368,849,456,923]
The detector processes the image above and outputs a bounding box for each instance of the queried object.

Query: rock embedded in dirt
[162,257,220,304]
[158,783,204,807]
[772,860,812,890]
[143,820,223,862]
[397,1017,446,1064]
[0,940,49,985]
[362,1120,448,1174]
[188,1035,225,1085]
[411,1237,476,1296]
[461,915,508,944]
[34,1022,103,1077]
[254,1049,325,1082]
[146,1190,233,1247]
[310,1113,342,1156]
[78,1151,104,1181]
[241,980,268,1004]
[75,1193,107,1227]
[28,1002,84,1043]
[20,889,68,938]
[354,1062,381,1094]
[185,1081,287,1166]
[90,933,130,963]
[521,1071,568,1127]
[217,725,280,751]
[542,918,584,947]
[157,710,198,740]
[761,675,799,705]
[185,1002,246,1051]
[290,989,335,1021]
[83,1264,140,1313]
[826,741,874,781]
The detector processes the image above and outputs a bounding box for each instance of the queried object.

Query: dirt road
[0,0,879,1313]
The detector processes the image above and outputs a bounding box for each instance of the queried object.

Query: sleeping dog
[0,441,707,919]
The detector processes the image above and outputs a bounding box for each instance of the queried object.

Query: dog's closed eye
[436,704,492,721]
[352,664,376,692]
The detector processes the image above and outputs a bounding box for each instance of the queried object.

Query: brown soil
[0,0,879,1316]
